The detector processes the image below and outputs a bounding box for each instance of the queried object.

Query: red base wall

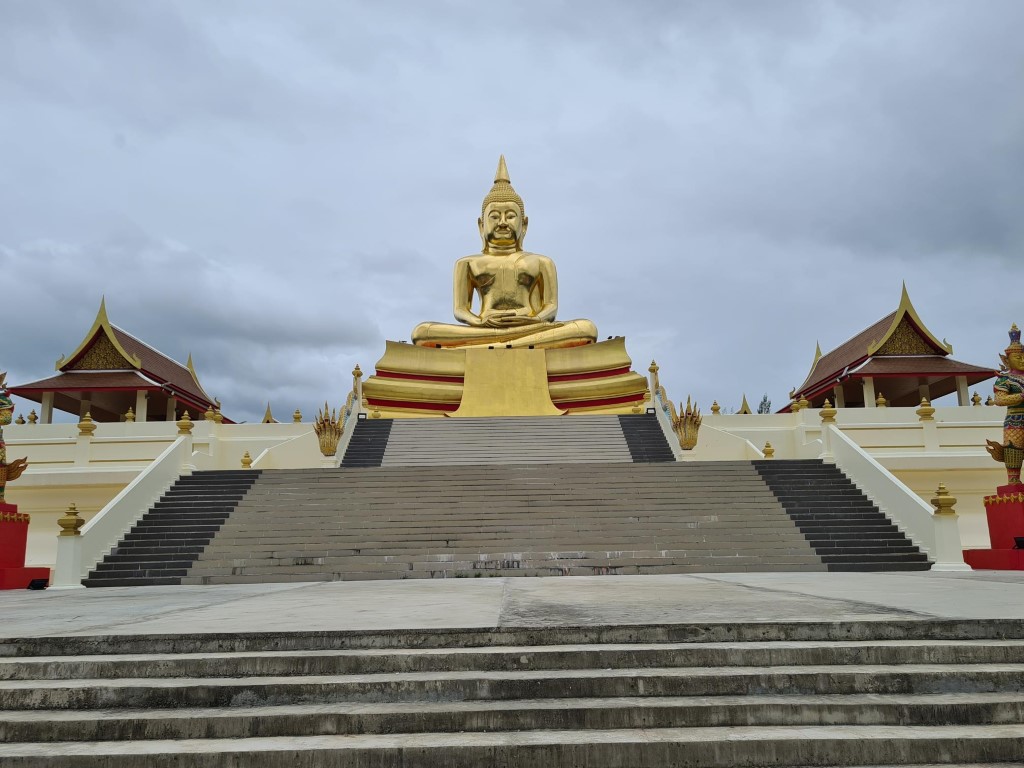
[0,502,51,589]
[963,484,1024,571]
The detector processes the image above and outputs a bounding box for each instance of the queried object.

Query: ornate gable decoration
[55,298,142,372]
[866,283,952,358]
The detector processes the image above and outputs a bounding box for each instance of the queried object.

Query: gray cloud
[1,0,1019,423]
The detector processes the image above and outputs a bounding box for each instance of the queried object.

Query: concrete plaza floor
[4,571,1024,638]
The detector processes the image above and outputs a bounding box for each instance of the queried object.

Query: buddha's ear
[521,215,529,239]
[477,217,486,248]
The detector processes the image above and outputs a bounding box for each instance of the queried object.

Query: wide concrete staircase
[181,461,826,584]
[3,619,1024,766]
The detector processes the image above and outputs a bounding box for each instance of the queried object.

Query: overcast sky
[1,0,1021,422]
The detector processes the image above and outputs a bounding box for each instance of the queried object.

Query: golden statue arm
[452,258,483,327]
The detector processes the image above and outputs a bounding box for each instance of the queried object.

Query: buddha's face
[479,202,527,249]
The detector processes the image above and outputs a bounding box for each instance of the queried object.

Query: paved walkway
[3,571,1024,638]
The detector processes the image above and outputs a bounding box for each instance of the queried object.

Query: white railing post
[50,535,83,589]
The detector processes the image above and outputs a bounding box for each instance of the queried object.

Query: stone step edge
[7,662,1024,691]
[7,620,1024,656]
[1,723,1023,762]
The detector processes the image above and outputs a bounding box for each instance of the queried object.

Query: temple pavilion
[10,299,227,423]
[786,284,995,411]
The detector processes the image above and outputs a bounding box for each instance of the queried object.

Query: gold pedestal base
[450,349,565,418]
[362,337,649,418]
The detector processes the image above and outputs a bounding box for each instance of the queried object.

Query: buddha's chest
[471,257,538,296]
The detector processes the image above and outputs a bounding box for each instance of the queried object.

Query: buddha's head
[1002,324,1024,372]
[479,156,528,251]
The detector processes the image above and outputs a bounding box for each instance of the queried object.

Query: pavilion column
[40,391,54,424]
[165,396,177,422]
[862,377,876,408]
[79,394,91,418]
[955,376,969,407]
[135,390,149,422]
[832,385,845,408]
[918,379,931,402]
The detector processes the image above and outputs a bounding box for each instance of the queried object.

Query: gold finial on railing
[14,414,24,425]
[916,397,935,421]
[293,408,302,423]
[791,399,801,413]
[876,392,887,407]
[204,406,216,421]
[797,396,810,411]
[986,395,995,406]
[213,408,224,424]
[971,391,982,406]
[77,412,97,438]
[648,360,660,392]
[27,410,38,425]
[710,400,721,415]
[124,406,136,423]
[352,364,363,380]
[762,441,775,459]
[930,483,957,516]
[176,411,194,436]
[314,402,343,457]
[371,408,381,419]
[241,451,253,469]
[58,503,85,537]
[820,398,837,424]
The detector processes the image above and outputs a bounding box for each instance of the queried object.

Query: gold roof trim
[185,353,217,404]
[867,283,953,357]
[55,297,142,371]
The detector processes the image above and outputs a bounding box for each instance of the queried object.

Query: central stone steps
[181,461,829,584]
[2,620,1024,766]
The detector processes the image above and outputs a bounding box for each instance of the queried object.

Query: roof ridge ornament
[55,297,143,371]
[866,282,953,357]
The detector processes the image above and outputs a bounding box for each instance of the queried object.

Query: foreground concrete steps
[2,620,1024,766]
[4,725,1024,767]
[183,461,828,584]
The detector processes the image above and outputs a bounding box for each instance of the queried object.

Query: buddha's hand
[481,310,538,328]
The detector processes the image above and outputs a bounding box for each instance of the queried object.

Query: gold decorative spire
[820,398,837,424]
[77,412,96,438]
[481,154,525,216]
[737,395,752,415]
[710,400,721,415]
[262,403,276,424]
[916,397,935,421]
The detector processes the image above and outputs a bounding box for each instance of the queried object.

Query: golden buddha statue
[412,156,598,350]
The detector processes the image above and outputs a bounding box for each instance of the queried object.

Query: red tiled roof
[110,327,216,410]
[795,312,895,396]
[854,356,996,381]
[11,371,162,393]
